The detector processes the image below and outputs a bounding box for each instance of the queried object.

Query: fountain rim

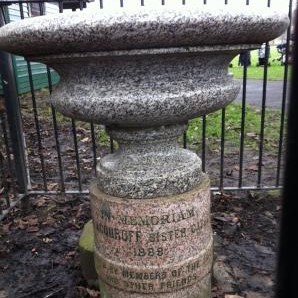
[28,44,259,64]
[0,5,289,58]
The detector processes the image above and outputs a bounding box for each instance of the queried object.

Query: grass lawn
[187,102,283,152]
[229,47,291,81]
[90,102,283,153]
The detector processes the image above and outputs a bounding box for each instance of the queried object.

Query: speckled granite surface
[41,48,240,127]
[97,124,202,199]
[0,6,288,57]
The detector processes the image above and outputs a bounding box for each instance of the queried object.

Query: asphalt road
[235,79,290,109]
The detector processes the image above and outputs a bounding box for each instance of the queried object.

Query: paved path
[235,79,290,109]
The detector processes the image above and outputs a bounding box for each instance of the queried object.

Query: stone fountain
[0,4,288,298]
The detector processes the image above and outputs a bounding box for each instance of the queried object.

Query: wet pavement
[235,79,290,109]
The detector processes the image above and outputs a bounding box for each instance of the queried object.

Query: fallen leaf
[48,183,58,191]
[23,215,39,226]
[86,288,100,297]
[34,197,47,207]
[247,165,258,171]
[264,211,274,218]
[0,289,9,298]
[81,137,90,143]
[27,226,39,233]
[0,223,11,234]
[31,247,38,255]
[225,295,244,298]
[226,169,234,176]
[246,132,257,138]
[13,219,28,230]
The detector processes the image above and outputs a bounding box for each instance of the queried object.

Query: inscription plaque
[90,175,213,294]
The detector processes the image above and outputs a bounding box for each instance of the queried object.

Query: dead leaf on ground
[0,289,9,298]
[27,226,40,233]
[33,196,48,207]
[246,132,258,138]
[81,137,90,143]
[213,212,240,225]
[42,237,52,243]
[0,223,11,234]
[48,183,58,191]
[75,286,100,298]
[247,165,259,172]
[86,288,100,297]
[225,295,245,298]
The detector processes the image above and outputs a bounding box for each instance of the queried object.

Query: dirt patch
[0,190,281,298]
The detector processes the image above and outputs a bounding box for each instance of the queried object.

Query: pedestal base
[98,274,211,298]
[90,175,213,298]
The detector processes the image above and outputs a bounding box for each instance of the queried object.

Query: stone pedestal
[90,124,213,297]
[91,176,212,297]
[0,4,289,298]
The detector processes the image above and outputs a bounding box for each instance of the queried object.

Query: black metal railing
[0,0,294,219]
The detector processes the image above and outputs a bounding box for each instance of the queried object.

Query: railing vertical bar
[276,0,293,186]
[110,136,114,153]
[0,149,10,208]
[0,112,11,207]
[183,131,187,149]
[18,2,24,18]
[220,108,226,191]
[79,0,84,10]
[182,0,186,5]
[99,0,103,9]
[46,72,66,191]
[120,0,124,7]
[141,0,144,6]
[90,122,97,175]
[39,1,45,15]
[50,106,65,192]
[275,3,298,294]
[257,42,269,187]
[25,61,48,191]
[24,0,50,190]
[162,0,165,5]
[239,55,248,188]
[43,5,66,192]
[0,114,15,192]
[71,118,82,191]
[0,8,28,194]
[257,0,271,186]
[202,115,206,172]
[58,0,63,13]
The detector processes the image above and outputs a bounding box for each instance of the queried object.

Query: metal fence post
[0,8,28,195]
[275,6,298,297]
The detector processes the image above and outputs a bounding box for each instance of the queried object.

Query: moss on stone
[79,220,99,288]
[79,220,94,252]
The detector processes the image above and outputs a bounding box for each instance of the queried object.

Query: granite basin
[0,6,289,127]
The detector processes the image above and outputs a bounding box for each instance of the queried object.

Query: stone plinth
[0,4,289,298]
[90,175,212,297]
